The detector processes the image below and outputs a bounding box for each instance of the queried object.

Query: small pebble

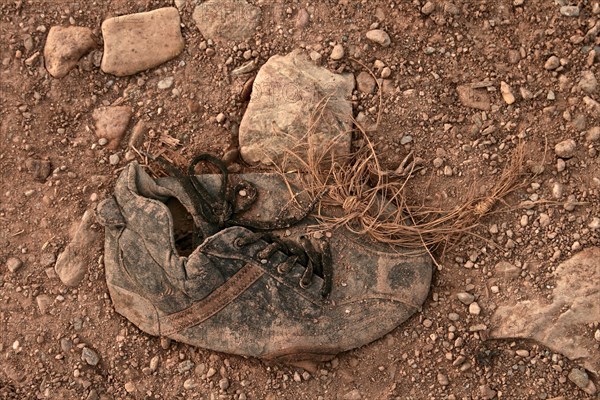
[216,113,226,124]
[6,257,23,273]
[457,292,475,305]
[109,154,120,165]
[552,182,564,199]
[381,67,391,79]
[480,384,497,400]
[586,127,600,143]
[520,215,528,227]
[437,373,449,386]
[469,302,481,315]
[219,378,230,390]
[500,81,515,104]
[560,5,580,17]
[330,44,344,60]
[578,71,598,94]
[516,349,530,357]
[124,382,136,393]
[568,368,589,389]
[366,29,391,47]
[149,355,160,371]
[178,359,194,373]
[160,337,171,349]
[309,51,322,64]
[183,379,196,390]
[82,347,100,366]
[554,139,576,158]
[98,138,108,146]
[544,55,560,70]
[422,1,436,15]
[157,76,174,90]
[60,338,73,352]
[400,135,413,145]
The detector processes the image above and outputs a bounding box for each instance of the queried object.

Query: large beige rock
[192,0,261,43]
[490,247,600,376]
[239,49,354,166]
[44,26,96,78]
[101,7,185,76]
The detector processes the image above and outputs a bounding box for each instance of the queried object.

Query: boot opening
[166,197,195,257]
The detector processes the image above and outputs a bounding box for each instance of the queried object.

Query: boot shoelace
[235,232,333,298]
[158,154,333,298]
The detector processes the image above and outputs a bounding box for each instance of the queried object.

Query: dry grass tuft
[273,101,528,261]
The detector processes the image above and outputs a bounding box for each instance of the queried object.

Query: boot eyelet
[299,280,311,289]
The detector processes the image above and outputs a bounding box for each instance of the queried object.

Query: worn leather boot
[97,162,432,364]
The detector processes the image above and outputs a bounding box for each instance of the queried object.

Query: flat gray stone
[55,210,101,287]
[490,247,600,376]
[456,84,491,111]
[82,347,100,366]
[44,26,96,78]
[193,0,261,43]
[239,49,354,166]
[495,261,520,279]
[101,7,184,76]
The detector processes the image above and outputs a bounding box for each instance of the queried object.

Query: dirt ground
[1,0,599,399]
